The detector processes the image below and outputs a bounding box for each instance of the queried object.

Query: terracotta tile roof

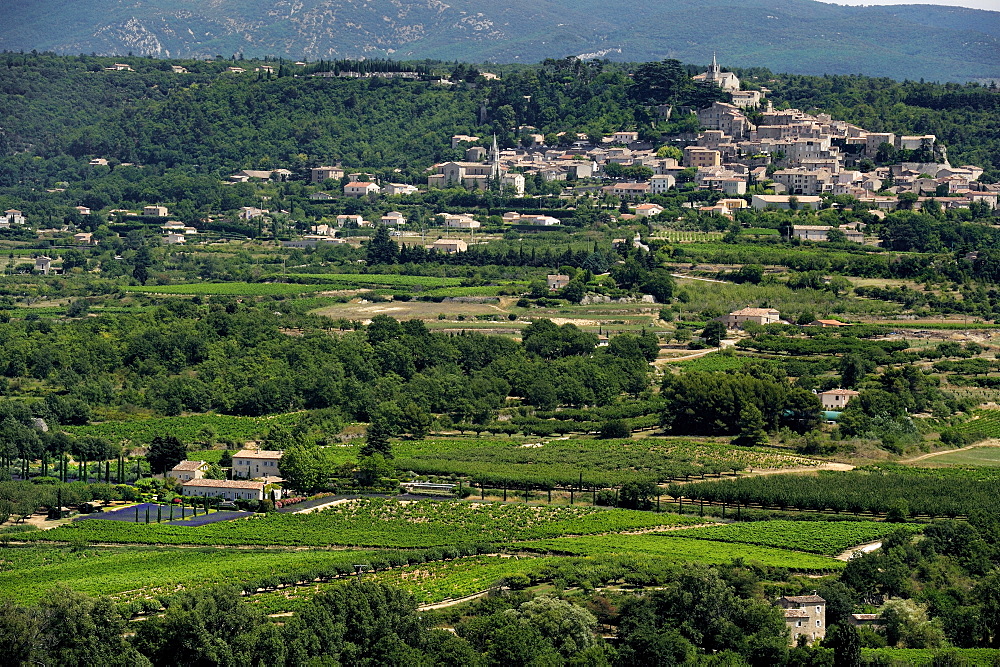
[182,479,268,490]
[732,307,780,317]
[819,389,860,396]
[170,460,207,471]
[234,449,283,460]
[781,595,825,604]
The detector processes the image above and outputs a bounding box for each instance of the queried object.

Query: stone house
[181,479,279,502]
[232,449,283,479]
[311,166,344,184]
[168,460,209,482]
[547,274,570,290]
[777,594,826,644]
[717,307,782,329]
[429,239,467,254]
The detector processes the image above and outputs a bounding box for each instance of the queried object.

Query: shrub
[595,490,618,507]
[30,476,59,485]
[599,419,631,439]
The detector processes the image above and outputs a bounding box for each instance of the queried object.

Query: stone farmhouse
[168,460,209,482]
[777,594,826,644]
[232,449,283,480]
[181,479,280,502]
[547,274,570,290]
[717,307,782,329]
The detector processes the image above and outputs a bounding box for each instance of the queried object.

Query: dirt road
[901,439,1000,464]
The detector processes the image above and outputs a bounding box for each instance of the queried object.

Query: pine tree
[360,422,393,459]
[732,405,768,448]
[366,225,399,265]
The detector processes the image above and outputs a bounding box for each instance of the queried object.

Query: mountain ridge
[2,0,999,81]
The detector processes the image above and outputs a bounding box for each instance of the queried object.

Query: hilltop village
[4,57,995,262]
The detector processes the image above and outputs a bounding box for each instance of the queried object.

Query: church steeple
[489,134,501,180]
[711,52,720,74]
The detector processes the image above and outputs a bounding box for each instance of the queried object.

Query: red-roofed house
[717,307,781,329]
[634,203,664,218]
[168,460,209,482]
[181,479,280,501]
[817,389,860,411]
[344,182,381,198]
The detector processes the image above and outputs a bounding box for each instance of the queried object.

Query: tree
[896,192,919,211]
[825,623,861,667]
[399,402,432,440]
[145,435,187,475]
[656,145,684,161]
[618,480,658,510]
[879,599,945,648]
[61,248,88,271]
[279,445,332,493]
[357,453,394,488]
[732,404,768,448]
[0,600,43,665]
[508,596,600,658]
[203,463,226,480]
[734,264,764,285]
[839,354,874,389]
[132,245,153,285]
[828,276,853,297]
[641,268,675,303]
[560,278,587,304]
[366,225,399,265]
[133,586,270,666]
[524,378,558,410]
[875,142,897,165]
[283,582,426,665]
[600,419,631,439]
[826,227,847,244]
[38,588,150,667]
[701,320,727,347]
[360,422,392,459]
[628,59,690,105]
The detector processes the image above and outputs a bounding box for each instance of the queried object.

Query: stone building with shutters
[776,593,826,644]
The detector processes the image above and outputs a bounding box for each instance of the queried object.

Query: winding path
[836,540,883,561]
[416,590,492,611]
[654,340,737,367]
[900,439,1000,464]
